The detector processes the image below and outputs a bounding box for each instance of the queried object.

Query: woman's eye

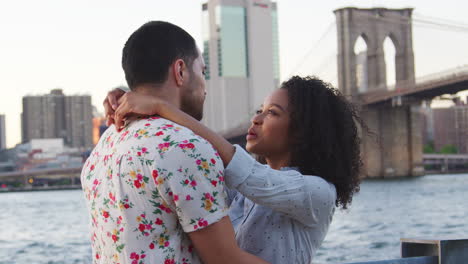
[255,109,262,114]
[268,110,276,115]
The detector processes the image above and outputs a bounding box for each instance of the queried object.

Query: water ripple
[1,175,467,263]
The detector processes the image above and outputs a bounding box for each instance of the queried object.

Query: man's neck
[134,84,181,109]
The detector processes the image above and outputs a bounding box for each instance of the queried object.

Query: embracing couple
[80,21,363,264]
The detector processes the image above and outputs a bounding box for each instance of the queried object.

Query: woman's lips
[246,129,257,140]
[246,134,257,140]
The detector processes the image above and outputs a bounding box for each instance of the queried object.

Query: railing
[344,238,468,264]
[347,256,437,264]
[423,154,468,174]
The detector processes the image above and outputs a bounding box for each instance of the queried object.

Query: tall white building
[0,114,6,149]
[202,0,280,137]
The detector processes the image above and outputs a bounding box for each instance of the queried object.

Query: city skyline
[1,0,468,147]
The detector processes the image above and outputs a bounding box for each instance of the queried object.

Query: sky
[1,0,467,148]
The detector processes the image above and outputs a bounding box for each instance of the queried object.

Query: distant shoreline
[0,184,82,193]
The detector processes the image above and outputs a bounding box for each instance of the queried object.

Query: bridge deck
[361,66,468,105]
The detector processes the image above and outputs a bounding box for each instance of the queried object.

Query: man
[81,21,267,264]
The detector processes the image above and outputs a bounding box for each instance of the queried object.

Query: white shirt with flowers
[81,117,228,264]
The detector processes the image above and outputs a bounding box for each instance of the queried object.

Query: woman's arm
[224,145,337,227]
[108,91,336,225]
[112,91,236,167]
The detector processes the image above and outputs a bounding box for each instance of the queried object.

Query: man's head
[122,21,207,120]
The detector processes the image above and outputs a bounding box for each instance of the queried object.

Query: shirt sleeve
[225,145,337,227]
[225,187,239,207]
[153,137,229,233]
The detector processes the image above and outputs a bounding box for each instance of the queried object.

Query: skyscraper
[432,106,468,153]
[421,99,468,154]
[22,89,93,148]
[22,92,59,142]
[64,95,93,148]
[0,114,6,150]
[202,0,280,136]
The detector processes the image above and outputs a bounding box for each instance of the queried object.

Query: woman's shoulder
[279,168,336,204]
[302,174,337,203]
[279,168,335,192]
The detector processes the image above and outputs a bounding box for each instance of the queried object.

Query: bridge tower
[334,7,423,177]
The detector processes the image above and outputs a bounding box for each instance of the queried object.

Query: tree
[423,141,435,154]
[439,144,458,154]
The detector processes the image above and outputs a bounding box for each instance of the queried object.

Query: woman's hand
[103,88,126,126]
[105,89,235,167]
[114,91,165,131]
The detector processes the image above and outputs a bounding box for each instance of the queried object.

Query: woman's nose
[251,113,263,125]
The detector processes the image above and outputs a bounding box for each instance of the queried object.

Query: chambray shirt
[225,145,337,264]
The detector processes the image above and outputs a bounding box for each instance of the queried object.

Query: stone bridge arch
[334,7,415,96]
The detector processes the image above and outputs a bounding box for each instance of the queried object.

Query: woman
[105,76,363,263]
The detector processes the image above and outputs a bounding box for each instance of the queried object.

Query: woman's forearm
[158,100,236,167]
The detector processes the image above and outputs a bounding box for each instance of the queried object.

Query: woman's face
[246,88,291,158]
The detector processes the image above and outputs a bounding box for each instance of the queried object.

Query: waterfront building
[202,0,280,136]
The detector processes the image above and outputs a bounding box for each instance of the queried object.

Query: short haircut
[122,21,198,89]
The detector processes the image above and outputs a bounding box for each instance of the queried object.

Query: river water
[1,174,467,264]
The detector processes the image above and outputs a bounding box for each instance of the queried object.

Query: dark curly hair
[281,76,364,209]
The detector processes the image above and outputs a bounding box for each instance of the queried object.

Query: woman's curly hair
[281,76,365,209]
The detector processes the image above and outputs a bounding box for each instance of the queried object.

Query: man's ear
[172,59,187,86]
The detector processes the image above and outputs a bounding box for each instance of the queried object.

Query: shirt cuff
[225,145,256,189]
[118,86,130,92]
[182,209,228,233]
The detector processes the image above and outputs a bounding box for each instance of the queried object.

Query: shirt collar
[280,166,299,172]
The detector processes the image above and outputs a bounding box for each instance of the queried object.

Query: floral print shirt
[81,117,228,264]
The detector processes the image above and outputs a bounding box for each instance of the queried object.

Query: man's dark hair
[122,21,198,89]
[281,76,366,209]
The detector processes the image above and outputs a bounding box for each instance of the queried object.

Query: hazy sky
[1,0,467,148]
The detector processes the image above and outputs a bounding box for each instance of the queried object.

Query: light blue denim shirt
[225,145,337,264]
